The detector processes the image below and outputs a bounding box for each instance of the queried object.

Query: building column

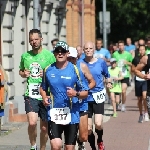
[84,0,91,42]
[1,0,15,100]
[66,0,73,46]
[72,0,80,47]
[91,0,95,44]
[40,3,49,49]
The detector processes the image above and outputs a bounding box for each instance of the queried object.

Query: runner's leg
[39,101,48,150]
[40,119,48,150]
[121,82,128,111]
[25,97,39,149]
[94,102,104,149]
[78,112,88,143]
[48,121,63,150]
[64,124,79,150]
[88,103,96,150]
[110,92,116,114]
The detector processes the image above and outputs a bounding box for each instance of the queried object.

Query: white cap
[68,47,77,58]
[110,58,117,63]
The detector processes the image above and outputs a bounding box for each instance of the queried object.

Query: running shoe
[121,104,126,112]
[138,114,143,123]
[98,142,105,150]
[116,103,121,110]
[113,113,117,118]
[30,147,37,150]
[144,113,149,122]
[78,143,86,150]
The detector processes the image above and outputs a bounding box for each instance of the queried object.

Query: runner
[108,58,123,117]
[68,47,96,150]
[19,29,56,150]
[82,41,112,150]
[51,38,59,50]
[94,38,111,63]
[112,40,133,112]
[125,37,135,57]
[131,45,149,123]
[76,45,85,61]
[40,41,89,150]
[95,38,111,104]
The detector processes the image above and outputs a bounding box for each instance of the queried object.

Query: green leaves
[96,0,150,42]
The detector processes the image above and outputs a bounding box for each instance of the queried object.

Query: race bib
[92,88,106,104]
[29,83,42,99]
[121,66,127,76]
[136,71,145,81]
[50,107,71,125]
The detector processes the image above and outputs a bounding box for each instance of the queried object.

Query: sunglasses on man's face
[54,48,68,54]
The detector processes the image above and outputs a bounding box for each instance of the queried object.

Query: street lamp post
[102,0,107,49]
[33,0,39,29]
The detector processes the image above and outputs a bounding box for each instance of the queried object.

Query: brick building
[0,0,95,123]
[66,0,95,47]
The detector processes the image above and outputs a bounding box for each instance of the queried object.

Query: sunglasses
[54,48,68,54]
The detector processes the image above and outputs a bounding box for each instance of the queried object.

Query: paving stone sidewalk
[85,85,150,150]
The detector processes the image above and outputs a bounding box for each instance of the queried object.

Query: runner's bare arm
[124,60,132,66]
[80,63,96,89]
[134,55,147,79]
[40,87,47,100]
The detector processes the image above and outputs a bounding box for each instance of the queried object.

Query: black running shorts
[48,121,79,145]
[135,81,147,97]
[121,77,130,86]
[88,101,104,118]
[24,96,47,121]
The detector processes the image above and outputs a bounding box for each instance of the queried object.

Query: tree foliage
[95,0,150,43]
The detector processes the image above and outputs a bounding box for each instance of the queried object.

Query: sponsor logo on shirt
[29,62,42,79]
[61,76,71,79]
[51,74,55,77]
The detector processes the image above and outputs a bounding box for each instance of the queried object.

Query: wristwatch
[76,92,80,97]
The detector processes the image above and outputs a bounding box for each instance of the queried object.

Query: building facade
[0,0,95,123]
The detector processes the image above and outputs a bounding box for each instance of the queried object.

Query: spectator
[0,63,8,117]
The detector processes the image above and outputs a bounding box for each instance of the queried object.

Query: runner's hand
[123,60,129,65]
[67,87,76,98]
[107,82,113,89]
[24,69,30,78]
[43,96,50,106]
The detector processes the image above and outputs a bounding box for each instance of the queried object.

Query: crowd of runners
[19,29,150,150]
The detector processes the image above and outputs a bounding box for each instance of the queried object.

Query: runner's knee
[51,142,62,150]
[40,125,47,133]
[28,121,37,127]
[95,124,102,130]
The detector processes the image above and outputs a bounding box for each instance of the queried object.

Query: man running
[76,45,85,61]
[112,40,133,112]
[134,53,150,117]
[40,41,89,150]
[19,29,56,150]
[82,41,112,150]
[94,38,111,64]
[131,45,149,122]
[68,47,96,150]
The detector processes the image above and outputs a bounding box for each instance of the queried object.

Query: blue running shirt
[82,58,110,102]
[41,62,89,124]
[94,48,111,59]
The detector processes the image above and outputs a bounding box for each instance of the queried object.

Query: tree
[96,0,150,43]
